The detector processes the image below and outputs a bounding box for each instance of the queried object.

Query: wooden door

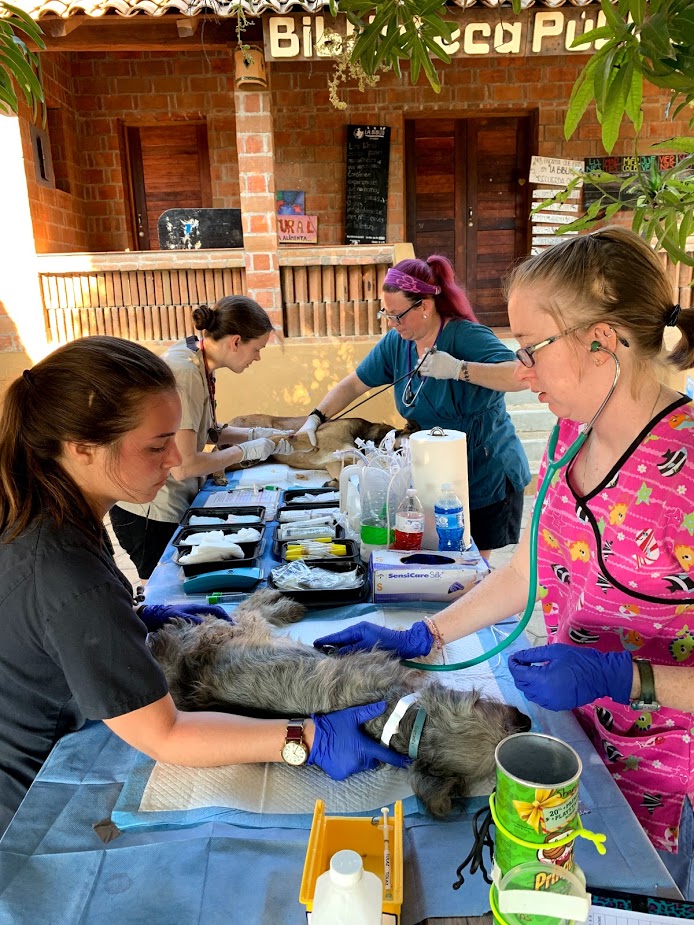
[405,115,533,327]
[124,123,212,250]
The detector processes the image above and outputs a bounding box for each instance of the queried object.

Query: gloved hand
[418,350,464,381]
[296,412,322,448]
[314,620,433,658]
[307,701,411,780]
[508,643,633,711]
[137,603,232,633]
[248,427,292,440]
[271,437,295,456]
[239,437,275,463]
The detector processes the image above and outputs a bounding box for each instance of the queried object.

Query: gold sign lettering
[264,10,602,61]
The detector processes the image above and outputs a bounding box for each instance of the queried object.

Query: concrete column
[234,86,282,326]
[0,112,49,378]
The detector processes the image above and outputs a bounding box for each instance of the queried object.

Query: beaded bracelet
[423,616,444,651]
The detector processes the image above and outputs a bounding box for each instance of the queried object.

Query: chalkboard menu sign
[157,208,243,250]
[345,125,391,245]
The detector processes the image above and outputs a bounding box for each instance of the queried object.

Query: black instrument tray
[179,505,266,527]
[278,537,360,564]
[282,488,340,508]
[267,559,369,608]
[173,524,265,576]
[272,522,344,557]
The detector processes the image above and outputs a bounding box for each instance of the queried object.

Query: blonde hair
[505,227,693,372]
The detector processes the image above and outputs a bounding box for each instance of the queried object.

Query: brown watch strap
[285,718,305,743]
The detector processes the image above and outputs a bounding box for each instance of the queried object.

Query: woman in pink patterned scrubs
[314,227,694,895]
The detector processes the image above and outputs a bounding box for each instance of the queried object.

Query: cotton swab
[381,806,392,901]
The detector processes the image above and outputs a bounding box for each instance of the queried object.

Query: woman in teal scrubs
[297,255,531,558]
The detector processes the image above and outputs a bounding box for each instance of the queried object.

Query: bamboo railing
[36,251,246,344]
[36,245,692,346]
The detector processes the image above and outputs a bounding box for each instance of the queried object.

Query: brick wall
[269,54,690,245]
[71,49,239,252]
[21,53,89,253]
[21,44,691,254]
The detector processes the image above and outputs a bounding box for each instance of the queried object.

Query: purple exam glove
[508,643,633,711]
[307,701,411,780]
[313,620,434,659]
[137,603,232,633]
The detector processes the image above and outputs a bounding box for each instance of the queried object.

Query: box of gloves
[370,548,490,603]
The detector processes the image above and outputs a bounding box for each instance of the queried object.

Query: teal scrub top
[356,319,531,509]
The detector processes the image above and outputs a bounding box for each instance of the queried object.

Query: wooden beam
[29,16,237,51]
[43,18,84,37]
[176,17,199,38]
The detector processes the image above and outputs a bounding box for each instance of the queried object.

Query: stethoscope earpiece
[590,340,602,352]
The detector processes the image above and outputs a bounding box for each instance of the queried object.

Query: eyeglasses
[516,324,630,368]
[377,299,423,326]
[515,325,583,368]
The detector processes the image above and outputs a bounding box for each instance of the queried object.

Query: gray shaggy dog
[148,589,531,818]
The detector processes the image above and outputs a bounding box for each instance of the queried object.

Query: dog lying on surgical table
[148,589,531,818]
[227,414,416,483]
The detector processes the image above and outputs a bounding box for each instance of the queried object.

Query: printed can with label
[494,731,582,917]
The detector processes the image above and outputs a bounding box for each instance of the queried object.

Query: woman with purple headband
[297,254,530,559]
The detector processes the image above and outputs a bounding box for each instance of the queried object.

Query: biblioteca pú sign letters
[263,9,612,61]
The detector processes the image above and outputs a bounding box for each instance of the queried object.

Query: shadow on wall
[214,340,407,428]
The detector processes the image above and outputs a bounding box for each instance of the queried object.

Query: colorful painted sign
[277,214,318,244]
[276,190,305,215]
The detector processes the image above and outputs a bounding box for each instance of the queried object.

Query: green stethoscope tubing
[401,341,616,672]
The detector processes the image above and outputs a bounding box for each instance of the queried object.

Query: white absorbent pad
[135,619,502,817]
[139,763,414,815]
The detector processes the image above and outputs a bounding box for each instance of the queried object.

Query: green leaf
[627,0,646,25]
[570,25,616,47]
[594,43,619,114]
[600,0,626,31]
[565,54,601,139]
[623,60,644,129]
[652,136,694,153]
[601,63,630,151]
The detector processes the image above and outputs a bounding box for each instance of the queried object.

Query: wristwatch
[280,718,310,766]
[310,408,328,424]
[630,657,660,712]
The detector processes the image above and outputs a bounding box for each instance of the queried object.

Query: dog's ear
[409,762,467,818]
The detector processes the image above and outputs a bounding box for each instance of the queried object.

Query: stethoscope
[402,340,623,671]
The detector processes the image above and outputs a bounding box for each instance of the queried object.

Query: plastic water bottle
[392,488,424,550]
[434,483,464,552]
[311,849,382,925]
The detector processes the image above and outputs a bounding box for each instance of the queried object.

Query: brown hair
[0,336,176,543]
[505,226,694,372]
[383,255,477,322]
[192,296,273,342]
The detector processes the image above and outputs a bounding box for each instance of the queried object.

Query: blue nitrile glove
[307,702,411,780]
[314,620,434,658]
[508,643,633,711]
[137,603,232,633]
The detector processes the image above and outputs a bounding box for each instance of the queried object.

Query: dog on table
[227,414,416,483]
[148,589,531,818]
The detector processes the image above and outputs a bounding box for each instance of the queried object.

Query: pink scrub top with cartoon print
[535,397,694,853]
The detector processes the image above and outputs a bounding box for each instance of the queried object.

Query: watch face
[281,741,308,766]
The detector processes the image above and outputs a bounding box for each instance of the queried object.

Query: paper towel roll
[410,428,471,551]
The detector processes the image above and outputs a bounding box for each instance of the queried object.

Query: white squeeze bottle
[311,849,382,925]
